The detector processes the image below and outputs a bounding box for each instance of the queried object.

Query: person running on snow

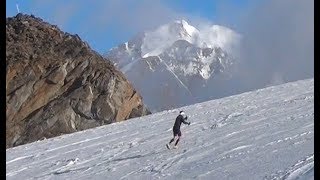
[166,111,191,149]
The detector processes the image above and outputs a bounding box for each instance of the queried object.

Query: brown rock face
[6,14,151,148]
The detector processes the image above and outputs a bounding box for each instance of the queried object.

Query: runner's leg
[174,131,182,146]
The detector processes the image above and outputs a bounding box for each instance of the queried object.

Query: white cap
[180,111,185,116]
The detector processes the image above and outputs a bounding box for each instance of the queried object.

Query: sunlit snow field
[6,78,314,180]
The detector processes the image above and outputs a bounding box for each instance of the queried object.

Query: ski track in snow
[6,79,314,180]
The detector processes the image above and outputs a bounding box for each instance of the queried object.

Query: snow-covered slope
[6,78,314,179]
[105,20,240,111]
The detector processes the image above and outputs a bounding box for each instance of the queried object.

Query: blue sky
[6,0,313,99]
[6,0,261,54]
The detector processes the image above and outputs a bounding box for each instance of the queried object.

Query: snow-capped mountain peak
[172,19,199,37]
[141,19,199,58]
[140,19,240,58]
[105,20,240,111]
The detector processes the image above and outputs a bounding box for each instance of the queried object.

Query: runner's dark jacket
[173,115,190,131]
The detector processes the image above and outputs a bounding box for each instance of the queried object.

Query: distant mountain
[6,14,150,148]
[105,20,241,111]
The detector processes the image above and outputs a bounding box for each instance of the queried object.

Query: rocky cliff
[6,14,151,148]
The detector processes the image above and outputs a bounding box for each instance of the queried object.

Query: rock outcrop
[6,14,151,148]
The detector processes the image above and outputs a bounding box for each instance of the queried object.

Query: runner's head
[179,111,187,119]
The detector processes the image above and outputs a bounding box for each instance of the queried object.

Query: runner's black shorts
[173,128,181,137]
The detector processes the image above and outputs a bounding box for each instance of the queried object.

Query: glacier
[6,78,314,179]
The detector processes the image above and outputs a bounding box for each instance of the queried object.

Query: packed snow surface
[6,79,314,179]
